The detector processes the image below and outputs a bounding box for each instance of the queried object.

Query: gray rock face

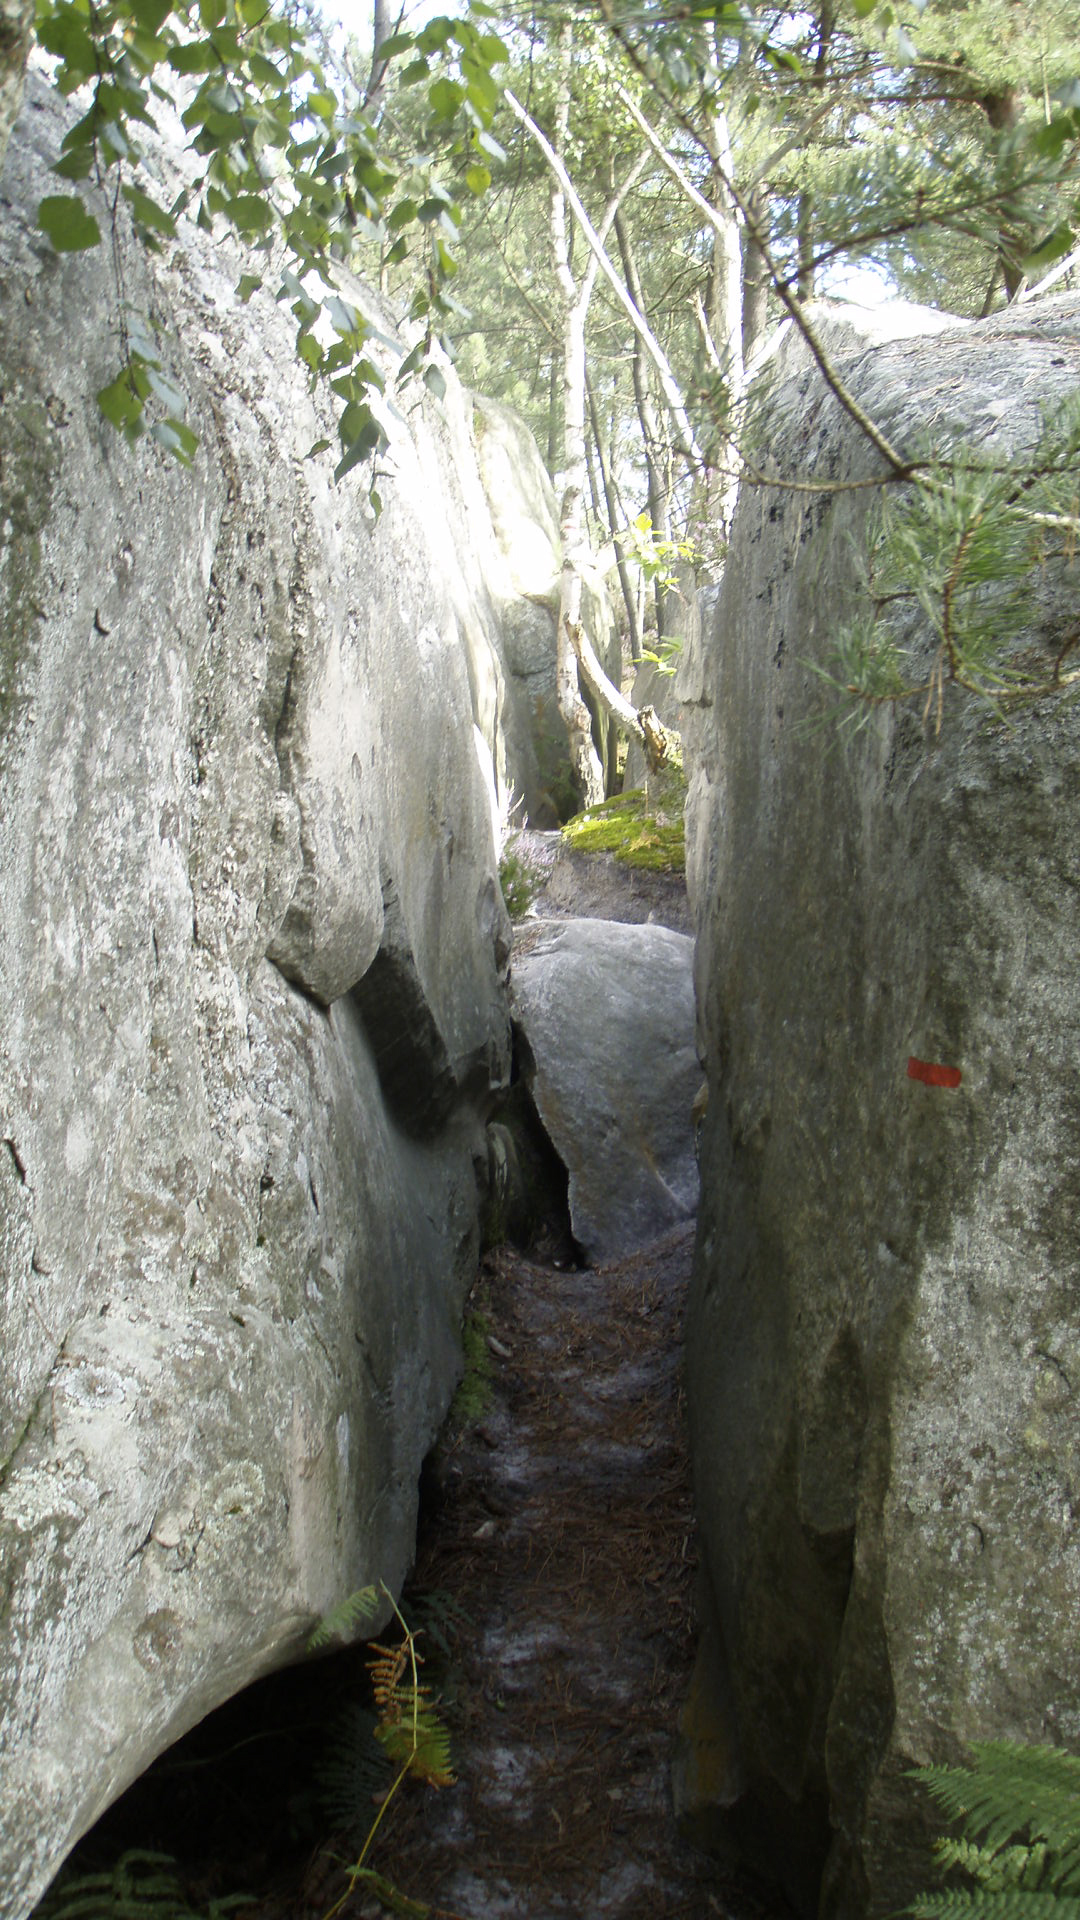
[681,297,1080,1917]
[0,0,31,173]
[511,918,699,1264]
[0,75,569,1918]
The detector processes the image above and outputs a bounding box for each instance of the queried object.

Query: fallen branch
[565,620,680,771]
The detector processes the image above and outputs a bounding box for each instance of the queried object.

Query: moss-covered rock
[561,768,687,873]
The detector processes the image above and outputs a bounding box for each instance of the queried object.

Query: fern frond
[368,1639,455,1788]
[909,1891,1080,1920]
[375,1703,455,1789]
[33,1850,248,1920]
[349,1868,432,1917]
[314,1702,393,1838]
[918,1744,1080,1890]
[307,1586,379,1651]
[937,1840,1053,1892]
[403,1588,472,1661]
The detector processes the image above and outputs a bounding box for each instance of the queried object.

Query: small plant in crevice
[31,1848,250,1920]
[448,1306,494,1431]
[909,1739,1080,1918]
[497,842,539,921]
[312,1583,459,1920]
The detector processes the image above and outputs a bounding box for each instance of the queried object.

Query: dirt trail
[352,1229,771,1920]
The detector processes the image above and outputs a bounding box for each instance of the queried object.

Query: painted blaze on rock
[680,297,1080,1918]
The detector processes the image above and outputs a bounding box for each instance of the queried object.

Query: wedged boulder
[0,73,570,1918]
[511,918,699,1264]
[681,297,1080,1917]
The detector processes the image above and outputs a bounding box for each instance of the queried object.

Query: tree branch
[503,87,705,472]
[614,83,920,484]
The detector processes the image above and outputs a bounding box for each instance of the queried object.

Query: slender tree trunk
[613,208,675,641]
[546,350,560,481]
[695,96,744,543]
[364,0,393,119]
[548,23,604,808]
[741,181,770,360]
[982,86,1026,298]
[795,0,835,302]
[586,367,644,662]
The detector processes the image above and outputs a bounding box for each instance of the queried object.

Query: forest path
[345,1227,769,1920]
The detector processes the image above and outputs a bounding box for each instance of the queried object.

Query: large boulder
[0,74,569,1917]
[681,297,1080,1917]
[511,918,699,1264]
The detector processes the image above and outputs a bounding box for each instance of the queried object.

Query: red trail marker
[907,1057,962,1089]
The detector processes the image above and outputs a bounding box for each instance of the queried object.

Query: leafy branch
[33,0,510,487]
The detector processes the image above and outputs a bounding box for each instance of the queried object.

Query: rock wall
[681,297,1080,1917]
[0,75,566,1918]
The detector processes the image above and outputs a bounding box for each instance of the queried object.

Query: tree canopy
[8,0,1080,769]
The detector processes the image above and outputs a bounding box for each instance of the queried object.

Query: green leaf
[474,128,506,163]
[199,0,225,25]
[423,364,447,401]
[37,194,101,252]
[851,0,877,15]
[97,372,145,435]
[400,57,430,86]
[429,76,463,120]
[236,272,262,301]
[51,145,95,182]
[465,163,490,195]
[305,438,331,458]
[388,197,418,232]
[325,293,361,334]
[170,40,217,74]
[338,399,369,445]
[334,422,381,482]
[307,90,336,121]
[144,365,187,415]
[152,417,199,465]
[374,30,415,58]
[1023,224,1075,276]
[122,185,176,237]
[130,0,173,32]
[226,194,273,233]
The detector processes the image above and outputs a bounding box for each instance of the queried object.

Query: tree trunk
[614,207,675,642]
[981,86,1026,298]
[741,182,770,360]
[548,23,604,809]
[795,0,836,302]
[546,350,560,481]
[0,0,33,179]
[364,0,393,119]
[586,367,644,663]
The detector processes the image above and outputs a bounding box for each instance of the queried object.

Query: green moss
[561,772,687,873]
[449,1309,493,1428]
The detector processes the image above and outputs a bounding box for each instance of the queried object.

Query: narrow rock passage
[352,1227,770,1920]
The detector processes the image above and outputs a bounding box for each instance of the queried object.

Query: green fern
[314,1702,394,1839]
[911,1742,1080,1919]
[403,1588,473,1662]
[307,1585,379,1652]
[32,1849,249,1920]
